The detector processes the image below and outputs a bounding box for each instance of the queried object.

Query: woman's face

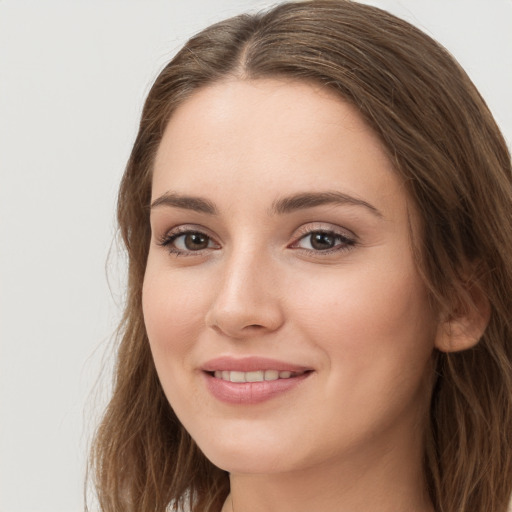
[143,79,439,476]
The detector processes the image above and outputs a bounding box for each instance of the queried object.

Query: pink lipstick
[201,357,313,404]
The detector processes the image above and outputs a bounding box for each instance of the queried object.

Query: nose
[205,249,285,339]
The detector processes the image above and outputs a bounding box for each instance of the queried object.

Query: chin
[204,450,293,475]
[194,431,302,475]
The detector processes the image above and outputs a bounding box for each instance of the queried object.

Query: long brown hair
[89,2,512,511]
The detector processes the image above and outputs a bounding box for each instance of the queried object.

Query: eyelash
[157,225,357,257]
[290,227,356,255]
[157,226,218,257]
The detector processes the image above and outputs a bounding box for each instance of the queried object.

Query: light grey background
[1,1,511,511]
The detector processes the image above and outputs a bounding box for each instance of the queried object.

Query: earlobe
[434,285,491,353]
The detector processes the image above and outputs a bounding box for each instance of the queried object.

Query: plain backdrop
[1,1,511,511]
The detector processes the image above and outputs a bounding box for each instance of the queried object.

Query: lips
[201,357,313,404]
[202,356,311,373]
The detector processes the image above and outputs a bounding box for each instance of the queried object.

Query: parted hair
[89,1,512,511]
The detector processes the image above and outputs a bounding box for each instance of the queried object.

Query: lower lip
[203,372,311,405]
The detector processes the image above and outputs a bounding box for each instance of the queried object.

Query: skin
[143,78,440,512]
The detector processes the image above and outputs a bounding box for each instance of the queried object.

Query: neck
[223,465,433,512]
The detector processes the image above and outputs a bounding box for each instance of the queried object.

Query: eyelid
[288,222,358,254]
[155,222,357,257]
[156,224,221,256]
[292,222,357,241]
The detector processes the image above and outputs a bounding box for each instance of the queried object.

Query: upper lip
[201,356,312,373]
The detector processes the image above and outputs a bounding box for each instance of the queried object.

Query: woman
[89,1,512,511]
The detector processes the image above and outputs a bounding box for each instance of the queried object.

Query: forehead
[152,78,409,223]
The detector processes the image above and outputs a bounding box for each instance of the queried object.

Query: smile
[212,370,306,383]
[201,357,313,404]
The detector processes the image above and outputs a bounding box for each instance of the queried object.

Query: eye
[174,232,211,251]
[158,228,219,256]
[291,228,356,254]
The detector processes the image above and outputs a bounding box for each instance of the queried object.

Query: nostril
[205,297,285,338]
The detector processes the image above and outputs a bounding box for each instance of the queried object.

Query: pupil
[311,232,334,250]
[185,233,208,250]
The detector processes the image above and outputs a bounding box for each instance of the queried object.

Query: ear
[434,282,491,353]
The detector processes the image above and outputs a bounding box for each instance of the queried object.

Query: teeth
[246,370,264,382]
[230,371,246,383]
[265,369,279,381]
[213,370,302,383]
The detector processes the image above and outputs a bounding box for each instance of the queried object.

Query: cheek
[142,265,215,416]
[286,264,436,445]
[290,262,436,368]
[142,266,208,364]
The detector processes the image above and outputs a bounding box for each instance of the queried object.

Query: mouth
[207,369,310,383]
[201,357,313,404]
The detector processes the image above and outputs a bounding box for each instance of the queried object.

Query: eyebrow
[150,190,382,217]
[271,191,382,217]
[150,192,218,214]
